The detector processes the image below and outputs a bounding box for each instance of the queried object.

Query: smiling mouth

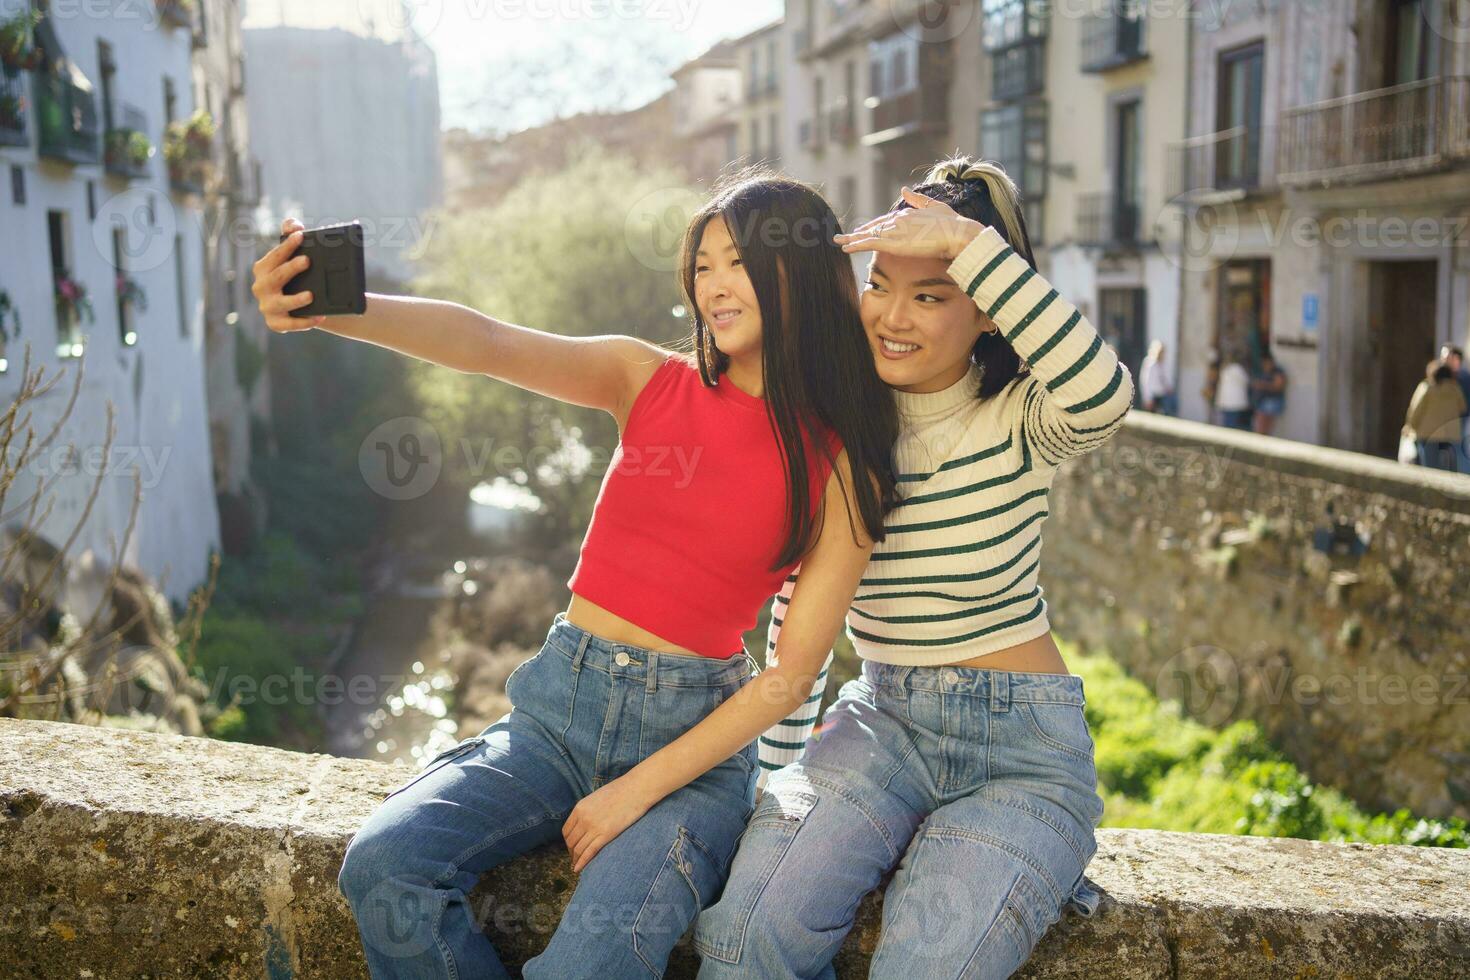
[879,337,921,355]
[710,309,741,327]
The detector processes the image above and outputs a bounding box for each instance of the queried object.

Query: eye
[864,279,883,292]
[694,264,709,274]
[731,258,743,267]
[916,293,944,304]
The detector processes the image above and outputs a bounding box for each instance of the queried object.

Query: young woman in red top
[250,172,898,979]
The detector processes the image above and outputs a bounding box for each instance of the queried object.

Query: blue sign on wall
[1303,293,1319,335]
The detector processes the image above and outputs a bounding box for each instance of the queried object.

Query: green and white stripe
[757,225,1134,774]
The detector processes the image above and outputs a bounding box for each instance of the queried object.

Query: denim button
[943,669,960,684]
[615,651,631,667]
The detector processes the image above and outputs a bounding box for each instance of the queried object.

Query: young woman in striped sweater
[694,158,1133,979]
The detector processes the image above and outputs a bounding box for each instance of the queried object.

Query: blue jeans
[338,612,760,979]
[694,660,1105,980]
[1417,440,1458,472]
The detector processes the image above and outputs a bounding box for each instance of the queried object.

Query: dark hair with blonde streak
[891,156,1036,399]
[678,167,900,569]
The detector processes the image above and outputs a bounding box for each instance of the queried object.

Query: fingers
[900,185,941,208]
[572,836,604,873]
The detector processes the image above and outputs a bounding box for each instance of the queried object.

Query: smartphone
[279,220,367,317]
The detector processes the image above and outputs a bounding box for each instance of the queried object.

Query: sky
[428,0,784,134]
[243,0,784,136]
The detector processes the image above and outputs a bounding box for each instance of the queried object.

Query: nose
[881,295,916,334]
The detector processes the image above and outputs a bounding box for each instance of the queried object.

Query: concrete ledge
[2,718,1468,978]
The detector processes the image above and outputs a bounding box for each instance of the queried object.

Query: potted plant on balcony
[0,90,24,130]
[54,272,95,326]
[0,9,44,75]
[164,108,214,189]
[116,273,148,314]
[105,129,154,171]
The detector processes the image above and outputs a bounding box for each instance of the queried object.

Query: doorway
[1366,260,1439,458]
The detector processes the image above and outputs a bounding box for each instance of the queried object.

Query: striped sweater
[758,225,1135,772]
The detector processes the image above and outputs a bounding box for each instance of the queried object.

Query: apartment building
[1170,0,1470,455]
[193,0,273,550]
[733,19,785,169]
[240,0,443,290]
[0,0,220,602]
[1033,0,1187,389]
[669,40,740,184]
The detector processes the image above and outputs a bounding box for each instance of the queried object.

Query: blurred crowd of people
[1137,342,1468,476]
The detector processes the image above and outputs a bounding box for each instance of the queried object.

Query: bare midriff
[565,593,712,658]
[944,630,1071,675]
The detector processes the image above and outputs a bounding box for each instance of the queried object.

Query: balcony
[36,71,100,165]
[104,104,152,180]
[1166,125,1271,201]
[0,67,28,147]
[863,87,947,145]
[156,0,196,31]
[1080,10,1147,73]
[827,99,856,145]
[1076,192,1142,247]
[1277,75,1470,186]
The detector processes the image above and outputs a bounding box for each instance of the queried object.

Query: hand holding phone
[277,220,367,319]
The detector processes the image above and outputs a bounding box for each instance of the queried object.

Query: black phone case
[280,220,366,317]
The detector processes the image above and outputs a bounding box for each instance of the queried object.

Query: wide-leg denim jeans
[338,612,759,979]
[694,659,1105,980]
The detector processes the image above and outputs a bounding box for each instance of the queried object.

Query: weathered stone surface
[3,718,1468,978]
[1046,412,1470,821]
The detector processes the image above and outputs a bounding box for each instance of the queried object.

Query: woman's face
[693,217,763,362]
[860,252,988,393]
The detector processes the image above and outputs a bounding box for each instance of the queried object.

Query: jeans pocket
[632,826,728,976]
[381,734,487,802]
[692,782,819,965]
[1020,701,1096,763]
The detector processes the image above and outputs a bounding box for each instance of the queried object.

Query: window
[1386,0,1435,85]
[112,225,136,346]
[10,165,23,205]
[174,232,187,338]
[984,0,1047,100]
[982,0,1047,52]
[982,100,1048,243]
[868,32,919,101]
[1215,42,1263,189]
[768,113,779,159]
[1112,96,1141,239]
[749,118,760,159]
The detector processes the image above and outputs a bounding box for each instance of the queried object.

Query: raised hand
[834,186,985,261]
[251,217,324,332]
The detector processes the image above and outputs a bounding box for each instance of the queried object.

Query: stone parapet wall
[3,718,1468,978]
[1043,412,1470,820]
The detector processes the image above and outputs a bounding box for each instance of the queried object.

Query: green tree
[406,146,691,550]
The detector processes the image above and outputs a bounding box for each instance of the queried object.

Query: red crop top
[567,354,841,658]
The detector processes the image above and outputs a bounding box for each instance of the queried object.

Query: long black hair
[891,156,1037,400]
[678,168,899,569]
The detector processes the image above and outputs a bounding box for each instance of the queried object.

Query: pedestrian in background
[1201,350,1221,425]
[1216,355,1253,431]
[1405,359,1467,472]
[1139,340,1177,416]
[1250,351,1288,436]
[1440,344,1470,474]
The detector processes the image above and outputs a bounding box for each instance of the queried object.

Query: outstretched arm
[253,218,666,425]
[560,451,877,871]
